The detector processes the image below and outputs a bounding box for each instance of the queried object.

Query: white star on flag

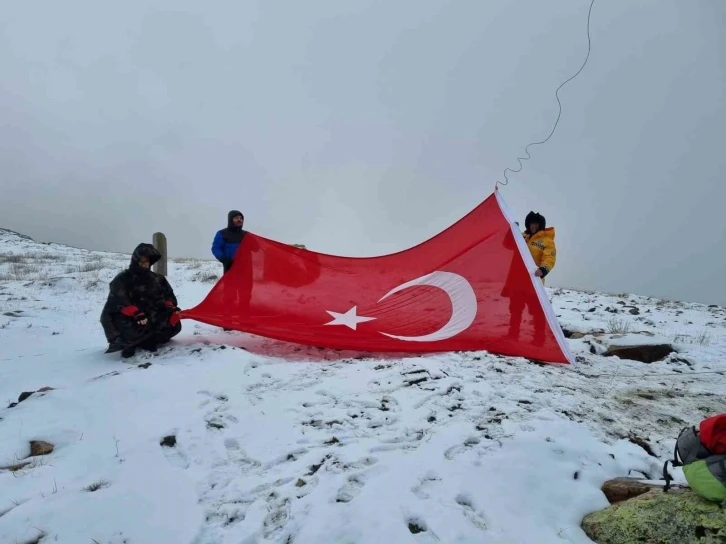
[324,306,376,330]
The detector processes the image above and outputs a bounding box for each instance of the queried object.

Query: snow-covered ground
[1,228,725,544]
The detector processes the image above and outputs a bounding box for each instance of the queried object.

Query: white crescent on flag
[376,271,478,342]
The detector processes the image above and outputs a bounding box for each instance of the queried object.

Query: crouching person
[100,243,182,358]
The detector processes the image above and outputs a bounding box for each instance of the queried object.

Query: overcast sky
[1,0,724,305]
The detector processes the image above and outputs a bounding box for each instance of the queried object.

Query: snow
[1,229,726,543]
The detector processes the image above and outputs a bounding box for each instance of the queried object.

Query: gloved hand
[164,300,181,312]
[120,305,147,325]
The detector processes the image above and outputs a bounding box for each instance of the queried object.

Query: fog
[1,0,724,304]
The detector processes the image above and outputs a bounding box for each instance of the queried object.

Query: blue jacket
[212,228,246,261]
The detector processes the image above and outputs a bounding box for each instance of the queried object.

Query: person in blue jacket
[212,210,247,274]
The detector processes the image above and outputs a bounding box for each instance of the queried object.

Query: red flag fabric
[181,191,573,364]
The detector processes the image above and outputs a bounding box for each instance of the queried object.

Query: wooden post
[152,232,167,276]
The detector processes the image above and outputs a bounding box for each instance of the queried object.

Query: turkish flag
[181,191,573,364]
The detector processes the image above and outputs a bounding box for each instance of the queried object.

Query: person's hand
[534,268,544,278]
[121,305,147,325]
[164,300,181,313]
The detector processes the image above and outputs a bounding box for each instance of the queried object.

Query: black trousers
[102,311,181,348]
[508,295,545,345]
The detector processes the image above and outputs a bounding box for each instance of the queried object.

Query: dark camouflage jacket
[101,243,177,324]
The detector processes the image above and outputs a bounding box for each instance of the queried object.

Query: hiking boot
[105,342,124,354]
[121,346,137,359]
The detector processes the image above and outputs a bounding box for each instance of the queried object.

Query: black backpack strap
[663,460,673,492]
[663,426,692,493]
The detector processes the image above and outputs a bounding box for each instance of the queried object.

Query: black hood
[129,243,161,272]
[525,211,546,232]
[227,210,244,230]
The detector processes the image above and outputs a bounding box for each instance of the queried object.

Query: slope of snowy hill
[1,229,725,544]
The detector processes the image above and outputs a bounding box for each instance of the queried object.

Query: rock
[628,308,640,315]
[604,344,675,363]
[602,477,660,504]
[582,487,726,543]
[626,433,657,457]
[296,478,306,487]
[17,391,34,403]
[160,435,177,447]
[29,440,54,457]
[564,329,587,339]
[9,387,56,408]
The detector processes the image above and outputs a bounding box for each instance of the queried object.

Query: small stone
[601,477,654,504]
[296,478,306,487]
[29,440,54,457]
[17,391,34,403]
[160,435,177,447]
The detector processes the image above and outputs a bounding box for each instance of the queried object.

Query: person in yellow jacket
[508,211,557,346]
[524,211,556,282]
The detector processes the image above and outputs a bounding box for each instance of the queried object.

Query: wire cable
[496,0,596,188]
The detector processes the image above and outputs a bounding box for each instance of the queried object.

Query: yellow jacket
[523,227,556,279]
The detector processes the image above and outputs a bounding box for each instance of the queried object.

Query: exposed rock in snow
[582,486,726,543]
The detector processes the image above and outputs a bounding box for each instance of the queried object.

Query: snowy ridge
[1,231,725,543]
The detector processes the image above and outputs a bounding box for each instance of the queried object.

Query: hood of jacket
[227,210,244,230]
[129,243,161,272]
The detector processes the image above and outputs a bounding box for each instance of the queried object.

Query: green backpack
[663,413,726,502]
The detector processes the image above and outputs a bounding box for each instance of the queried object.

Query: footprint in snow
[411,471,442,500]
[262,492,292,540]
[224,438,261,471]
[335,474,365,503]
[334,461,387,503]
[160,434,190,470]
[444,437,480,460]
[406,516,441,542]
[455,493,489,531]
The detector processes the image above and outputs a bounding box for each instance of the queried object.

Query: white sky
[1,0,724,304]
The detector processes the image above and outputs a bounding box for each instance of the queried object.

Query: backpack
[662,413,726,502]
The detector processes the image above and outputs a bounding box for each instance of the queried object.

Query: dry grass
[0,263,53,281]
[193,270,219,283]
[65,261,107,274]
[84,479,110,492]
[673,330,712,346]
[607,317,632,335]
[0,251,66,264]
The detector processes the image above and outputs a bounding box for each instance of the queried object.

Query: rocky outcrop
[583,479,726,543]
[603,344,675,363]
